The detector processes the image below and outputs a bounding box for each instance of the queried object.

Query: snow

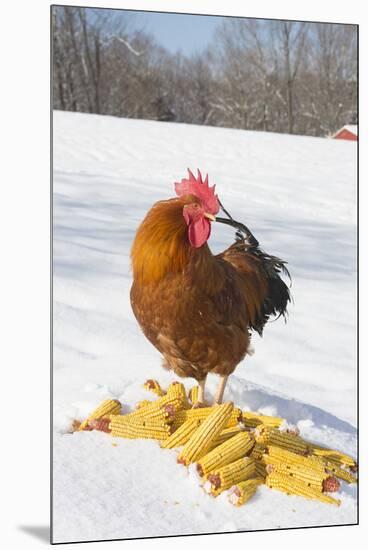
[52,110,357,543]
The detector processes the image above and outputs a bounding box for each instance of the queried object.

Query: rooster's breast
[130,271,251,381]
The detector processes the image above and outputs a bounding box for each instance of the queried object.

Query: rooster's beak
[204,212,216,221]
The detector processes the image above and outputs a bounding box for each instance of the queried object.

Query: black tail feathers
[253,250,291,335]
[216,207,292,336]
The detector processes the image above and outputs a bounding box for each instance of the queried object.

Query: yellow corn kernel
[250,442,266,460]
[177,402,234,466]
[160,418,202,449]
[203,456,256,497]
[264,458,326,481]
[207,426,245,451]
[255,460,267,479]
[143,379,165,397]
[266,446,326,474]
[171,408,213,431]
[227,478,263,506]
[242,411,283,429]
[79,399,121,431]
[109,413,170,428]
[264,462,327,490]
[125,394,184,422]
[188,385,199,406]
[317,455,345,469]
[122,406,173,424]
[311,445,357,468]
[265,472,341,506]
[255,426,310,454]
[172,406,241,430]
[110,416,171,440]
[196,432,255,477]
[166,382,190,408]
[134,392,175,409]
[324,461,357,484]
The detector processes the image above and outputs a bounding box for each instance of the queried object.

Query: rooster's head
[175,169,220,248]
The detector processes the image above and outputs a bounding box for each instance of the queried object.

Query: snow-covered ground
[52,111,357,543]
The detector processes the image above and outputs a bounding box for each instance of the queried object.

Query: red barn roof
[332,125,358,141]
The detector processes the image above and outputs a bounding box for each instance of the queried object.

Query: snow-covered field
[52,111,357,543]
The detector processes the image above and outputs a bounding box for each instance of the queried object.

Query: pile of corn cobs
[74,379,357,508]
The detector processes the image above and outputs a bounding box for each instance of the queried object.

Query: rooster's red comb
[174,169,220,215]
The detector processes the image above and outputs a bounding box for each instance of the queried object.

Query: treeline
[52,7,357,137]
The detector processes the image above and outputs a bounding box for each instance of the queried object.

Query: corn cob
[177,402,234,466]
[143,379,165,397]
[207,425,246,451]
[323,477,341,492]
[203,456,256,497]
[265,472,341,506]
[146,392,185,409]
[160,418,202,449]
[88,417,112,432]
[264,462,328,491]
[265,446,326,474]
[255,426,310,455]
[79,399,122,431]
[124,394,184,422]
[188,385,199,406]
[166,382,190,408]
[312,453,342,469]
[311,444,357,468]
[255,460,267,480]
[110,415,171,440]
[123,406,176,423]
[324,461,357,484]
[320,454,358,475]
[109,413,171,428]
[172,406,241,430]
[228,478,263,506]
[242,411,283,429]
[324,456,357,474]
[196,432,255,477]
[251,442,266,460]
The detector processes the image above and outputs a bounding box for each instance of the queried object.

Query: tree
[271,20,309,134]
[211,19,273,130]
[52,7,357,138]
[52,6,132,115]
[212,18,309,133]
[306,23,357,134]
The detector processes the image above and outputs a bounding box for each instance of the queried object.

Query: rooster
[130,170,291,405]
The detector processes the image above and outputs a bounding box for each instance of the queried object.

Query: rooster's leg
[197,375,207,406]
[213,375,229,405]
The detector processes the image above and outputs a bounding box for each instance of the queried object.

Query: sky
[128,10,222,56]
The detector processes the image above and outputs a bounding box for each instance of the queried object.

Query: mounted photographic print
[51,4,358,544]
